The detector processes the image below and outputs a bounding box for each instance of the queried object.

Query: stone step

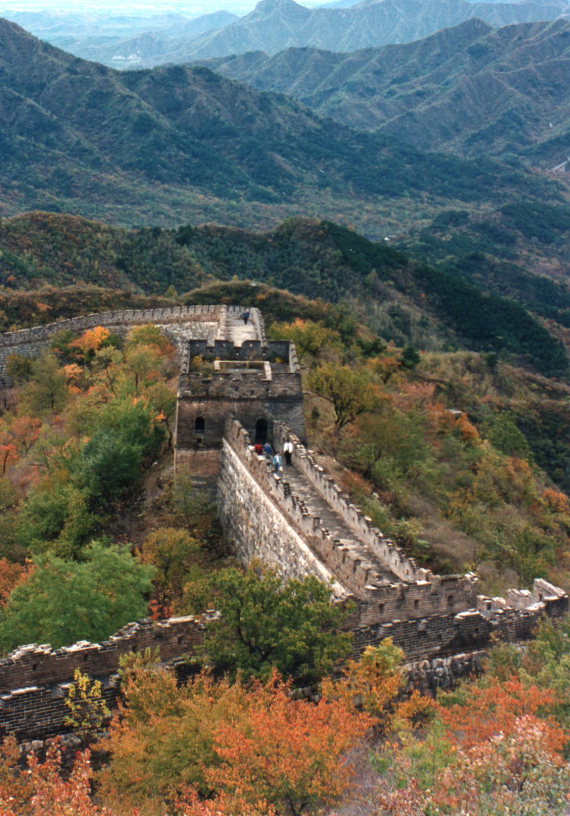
[283,465,399,584]
[226,315,259,346]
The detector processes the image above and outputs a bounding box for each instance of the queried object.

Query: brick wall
[0,616,210,741]
[0,305,229,382]
[176,344,305,450]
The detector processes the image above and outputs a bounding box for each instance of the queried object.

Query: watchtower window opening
[255,418,268,445]
[195,417,206,434]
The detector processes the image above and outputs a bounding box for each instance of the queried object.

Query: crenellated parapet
[221,420,480,623]
[175,336,305,450]
[219,419,567,639]
[1,306,568,743]
[0,305,232,384]
[273,424,432,584]
[0,615,212,741]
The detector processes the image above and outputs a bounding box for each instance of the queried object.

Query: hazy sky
[0,0,330,11]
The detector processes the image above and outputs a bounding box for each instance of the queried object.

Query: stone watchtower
[174,307,305,489]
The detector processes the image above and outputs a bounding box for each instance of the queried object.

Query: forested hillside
[2,284,570,814]
[3,1,570,812]
[0,18,562,235]
[204,17,570,165]
[1,212,567,379]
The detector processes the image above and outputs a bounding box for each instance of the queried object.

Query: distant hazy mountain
[75,11,238,68]
[174,0,570,61]
[0,9,190,46]
[4,0,568,67]
[202,17,570,166]
[0,17,557,233]
[0,9,238,68]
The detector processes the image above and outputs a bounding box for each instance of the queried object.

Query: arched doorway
[255,418,268,445]
[195,416,206,434]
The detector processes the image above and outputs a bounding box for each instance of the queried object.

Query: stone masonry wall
[0,615,210,741]
[353,580,568,660]
[274,424,462,588]
[233,422,477,620]
[176,341,305,449]
[0,616,209,695]
[0,305,230,385]
[1,307,568,742]
[2,576,566,742]
[220,420,567,635]
[218,428,346,595]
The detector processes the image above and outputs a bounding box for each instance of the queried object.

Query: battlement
[0,305,236,384]
[0,615,211,741]
[1,570,567,742]
[273,424,432,584]
[181,339,300,375]
[176,338,305,449]
[0,305,227,350]
[221,420,479,624]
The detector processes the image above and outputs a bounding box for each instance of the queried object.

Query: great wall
[0,304,567,741]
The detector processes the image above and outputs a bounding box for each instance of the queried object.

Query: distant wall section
[0,305,230,385]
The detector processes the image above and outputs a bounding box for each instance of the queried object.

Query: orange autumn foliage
[0,443,17,475]
[9,417,42,455]
[322,640,434,732]
[0,738,114,816]
[72,327,111,356]
[456,413,479,443]
[99,666,372,816]
[543,487,570,514]
[439,676,567,755]
[0,415,42,474]
[375,715,570,816]
[206,671,374,816]
[179,789,277,816]
[0,559,32,606]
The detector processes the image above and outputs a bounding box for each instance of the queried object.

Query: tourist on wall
[273,452,283,474]
[283,440,293,466]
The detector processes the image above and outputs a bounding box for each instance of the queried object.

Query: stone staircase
[225,312,259,346]
[283,463,400,585]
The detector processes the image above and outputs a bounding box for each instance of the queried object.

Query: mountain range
[180,0,570,61]
[202,17,570,166]
[0,17,557,236]
[3,0,570,68]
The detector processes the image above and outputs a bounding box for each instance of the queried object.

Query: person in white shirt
[283,440,293,467]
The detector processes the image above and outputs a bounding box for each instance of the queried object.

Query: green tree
[5,353,33,382]
[269,319,342,362]
[141,527,201,601]
[126,324,174,354]
[0,543,154,651]
[487,412,530,459]
[20,354,68,416]
[309,363,375,434]
[17,481,98,557]
[204,566,352,683]
[72,398,166,507]
[74,429,144,507]
[400,345,421,370]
